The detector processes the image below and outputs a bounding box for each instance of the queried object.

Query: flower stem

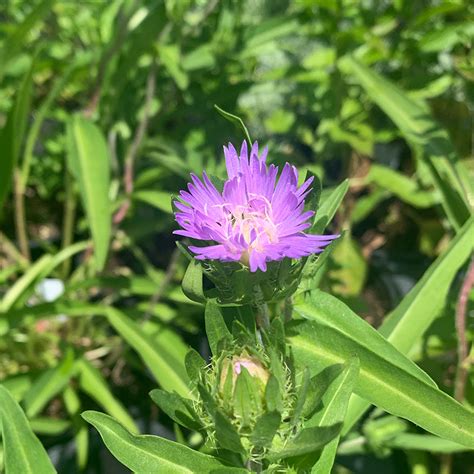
[253,285,270,330]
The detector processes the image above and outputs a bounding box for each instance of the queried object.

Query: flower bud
[218,352,270,428]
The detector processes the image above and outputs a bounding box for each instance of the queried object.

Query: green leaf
[67,114,111,270]
[0,254,53,313]
[328,234,367,297]
[311,179,349,234]
[268,425,341,461]
[214,105,252,145]
[9,241,89,311]
[104,307,191,398]
[184,348,206,385]
[82,411,247,473]
[0,0,54,81]
[385,433,470,453]
[182,259,206,303]
[310,358,359,474]
[214,410,245,455]
[0,58,35,209]
[366,164,437,208]
[339,56,470,230]
[133,190,173,214]
[76,358,138,434]
[290,368,311,427]
[265,375,283,413]
[23,348,77,418]
[29,418,71,436]
[63,386,88,470]
[149,389,202,431]
[205,301,232,355]
[289,297,474,447]
[250,411,281,448]
[344,216,474,432]
[0,385,55,474]
[158,44,189,90]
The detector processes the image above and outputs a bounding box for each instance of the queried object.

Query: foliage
[0,0,473,473]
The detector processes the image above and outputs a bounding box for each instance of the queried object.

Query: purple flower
[174,141,339,272]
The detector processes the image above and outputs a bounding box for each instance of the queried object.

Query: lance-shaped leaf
[23,348,76,418]
[149,389,202,431]
[0,385,55,474]
[339,56,471,230]
[268,425,342,461]
[205,301,232,355]
[0,58,35,209]
[310,358,359,474]
[343,216,474,432]
[67,114,111,270]
[82,411,247,473]
[104,307,191,398]
[288,312,474,447]
[214,104,252,145]
[311,179,349,234]
[76,358,138,434]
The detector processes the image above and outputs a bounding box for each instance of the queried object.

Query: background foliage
[0,0,473,472]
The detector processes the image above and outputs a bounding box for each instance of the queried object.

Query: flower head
[174,141,338,272]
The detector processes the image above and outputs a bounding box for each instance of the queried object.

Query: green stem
[13,168,30,261]
[60,171,77,278]
[253,285,270,330]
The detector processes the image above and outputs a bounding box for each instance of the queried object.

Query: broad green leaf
[366,164,437,208]
[268,425,341,461]
[105,307,191,398]
[289,307,474,447]
[82,411,247,473]
[149,389,202,431]
[250,411,281,448]
[214,104,252,145]
[386,433,470,453]
[76,358,138,434]
[0,58,35,209]
[339,56,471,230]
[133,189,173,213]
[380,216,474,348]
[205,300,232,355]
[311,358,359,474]
[182,259,206,303]
[296,291,435,386]
[23,348,76,418]
[344,216,474,432]
[67,114,111,270]
[0,385,55,474]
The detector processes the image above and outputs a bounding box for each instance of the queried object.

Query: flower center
[227,196,278,252]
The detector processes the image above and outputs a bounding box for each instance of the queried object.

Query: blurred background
[0,0,473,472]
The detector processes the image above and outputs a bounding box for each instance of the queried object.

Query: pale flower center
[228,196,278,251]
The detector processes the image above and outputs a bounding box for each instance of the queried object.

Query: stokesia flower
[174,141,339,272]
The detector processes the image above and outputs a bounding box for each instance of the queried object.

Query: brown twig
[454,257,474,401]
[113,62,157,225]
